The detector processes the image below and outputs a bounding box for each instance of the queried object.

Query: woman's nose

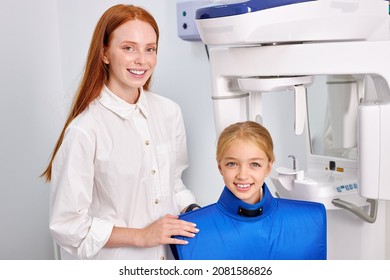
[134,51,145,64]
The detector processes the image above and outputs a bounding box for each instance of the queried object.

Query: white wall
[0,0,63,259]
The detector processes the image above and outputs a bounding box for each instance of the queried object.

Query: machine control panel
[176,0,209,41]
[336,183,358,193]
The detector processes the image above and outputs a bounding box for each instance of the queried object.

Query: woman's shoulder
[67,100,101,132]
[144,90,181,110]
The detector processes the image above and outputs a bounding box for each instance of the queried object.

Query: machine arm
[331,198,378,223]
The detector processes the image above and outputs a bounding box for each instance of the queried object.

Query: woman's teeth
[129,69,145,75]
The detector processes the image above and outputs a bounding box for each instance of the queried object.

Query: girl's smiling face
[218,139,273,204]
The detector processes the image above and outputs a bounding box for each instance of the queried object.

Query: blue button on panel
[336,183,358,193]
[196,0,316,19]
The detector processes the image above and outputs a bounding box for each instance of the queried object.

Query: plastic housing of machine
[195,0,390,45]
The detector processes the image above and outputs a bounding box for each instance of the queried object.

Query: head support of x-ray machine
[195,0,390,223]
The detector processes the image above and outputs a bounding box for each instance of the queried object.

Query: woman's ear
[102,49,109,64]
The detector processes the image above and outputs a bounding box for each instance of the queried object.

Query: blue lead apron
[172,184,327,260]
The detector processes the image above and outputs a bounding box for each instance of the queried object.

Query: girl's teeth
[237,184,250,189]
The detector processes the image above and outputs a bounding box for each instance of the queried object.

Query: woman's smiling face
[103,19,157,102]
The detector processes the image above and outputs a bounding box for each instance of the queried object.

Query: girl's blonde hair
[216,121,275,163]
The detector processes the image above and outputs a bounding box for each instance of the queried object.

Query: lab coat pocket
[156,144,174,196]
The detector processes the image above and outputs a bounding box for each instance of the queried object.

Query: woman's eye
[147,47,156,53]
[124,46,135,51]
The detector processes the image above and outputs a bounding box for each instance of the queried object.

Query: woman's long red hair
[41,4,159,182]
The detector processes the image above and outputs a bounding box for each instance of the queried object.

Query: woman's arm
[105,214,198,248]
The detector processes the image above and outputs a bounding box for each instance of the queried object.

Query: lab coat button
[145,140,149,145]
[160,256,165,260]
[155,199,159,204]
[151,169,156,175]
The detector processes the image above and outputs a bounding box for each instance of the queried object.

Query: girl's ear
[266,160,274,177]
[218,161,223,175]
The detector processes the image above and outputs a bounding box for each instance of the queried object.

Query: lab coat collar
[98,86,149,119]
[217,183,276,221]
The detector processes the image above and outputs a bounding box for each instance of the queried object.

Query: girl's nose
[237,167,249,180]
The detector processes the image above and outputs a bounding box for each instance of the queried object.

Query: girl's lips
[235,183,253,191]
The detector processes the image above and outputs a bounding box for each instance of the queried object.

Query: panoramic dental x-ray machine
[191,0,390,259]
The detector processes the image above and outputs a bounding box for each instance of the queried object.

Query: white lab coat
[49,86,196,259]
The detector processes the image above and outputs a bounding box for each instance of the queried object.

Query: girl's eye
[251,162,261,167]
[226,162,237,167]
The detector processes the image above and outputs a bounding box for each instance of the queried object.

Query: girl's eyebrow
[222,157,238,161]
[222,157,266,161]
[249,157,266,161]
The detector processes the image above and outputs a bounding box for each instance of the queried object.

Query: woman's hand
[105,214,199,248]
[140,214,199,247]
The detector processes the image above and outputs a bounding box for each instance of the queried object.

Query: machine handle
[331,198,378,223]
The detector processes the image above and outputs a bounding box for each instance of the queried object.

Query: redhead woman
[41,4,199,260]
